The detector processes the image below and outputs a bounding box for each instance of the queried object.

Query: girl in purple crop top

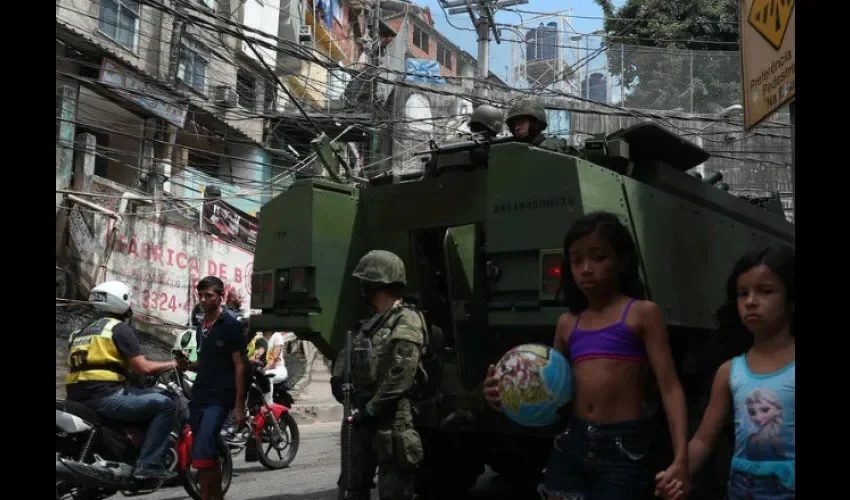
[484,212,690,500]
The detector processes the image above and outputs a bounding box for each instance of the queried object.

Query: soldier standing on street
[505,97,579,155]
[332,250,427,500]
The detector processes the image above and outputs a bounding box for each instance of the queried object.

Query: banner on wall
[202,199,259,250]
[68,211,254,328]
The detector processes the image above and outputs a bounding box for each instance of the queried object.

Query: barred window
[98,0,140,51]
[178,36,209,93]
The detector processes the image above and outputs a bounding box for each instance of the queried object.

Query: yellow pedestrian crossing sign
[748,0,795,51]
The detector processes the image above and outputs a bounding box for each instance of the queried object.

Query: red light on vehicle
[542,254,562,280]
[541,253,563,297]
[290,268,306,292]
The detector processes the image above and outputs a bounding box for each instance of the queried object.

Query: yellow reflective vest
[65,317,129,385]
[246,333,264,358]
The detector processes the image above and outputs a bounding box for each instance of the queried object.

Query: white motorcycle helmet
[88,281,132,316]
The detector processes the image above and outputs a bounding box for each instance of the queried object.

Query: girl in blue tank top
[656,244,795,500]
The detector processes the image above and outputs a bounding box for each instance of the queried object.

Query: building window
[98,0,140,51]
[544,108,571,139]
[236,69,257,110]
[437,44,453,70]
[194,0,216,11]
[178,36,209,93]
[327,68,350,101]
[413,25,429,52]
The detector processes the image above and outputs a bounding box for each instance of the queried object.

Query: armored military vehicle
[250,122,793,497]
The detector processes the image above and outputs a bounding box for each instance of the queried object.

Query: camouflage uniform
[334,250,426,500]
[505,98,580,155]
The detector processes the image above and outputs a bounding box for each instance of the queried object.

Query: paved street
[144,422,542,500]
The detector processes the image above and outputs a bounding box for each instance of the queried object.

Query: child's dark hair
[561,211,646,312]
[713,244,795,361]
[197,276,225,296]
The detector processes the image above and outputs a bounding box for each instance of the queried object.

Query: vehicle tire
[257,411,300,469]
[181,435,233,500]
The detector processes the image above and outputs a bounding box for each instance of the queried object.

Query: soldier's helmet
[352,250,407,286]
[505,98,548,131]
[468,104,504,135]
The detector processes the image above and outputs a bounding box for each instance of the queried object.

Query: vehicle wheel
[181,435,233,500]
[257,411,300,469]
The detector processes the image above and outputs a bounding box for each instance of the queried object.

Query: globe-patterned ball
[496,343,573,427]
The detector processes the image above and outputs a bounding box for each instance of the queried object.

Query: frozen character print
[741,388,785,460]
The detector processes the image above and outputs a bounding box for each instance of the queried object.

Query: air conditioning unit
[213,85,238,108]
[299,25,313,43]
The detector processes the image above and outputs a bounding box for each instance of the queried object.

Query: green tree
[593,0,741,113]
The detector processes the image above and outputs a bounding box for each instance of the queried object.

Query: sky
[416,0,627,86]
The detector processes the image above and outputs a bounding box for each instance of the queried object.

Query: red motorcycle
[221,367,300,470]
[55,353,232,500]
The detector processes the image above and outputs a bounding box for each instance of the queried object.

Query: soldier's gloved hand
[347,408,377,428]
[330,376,344,403]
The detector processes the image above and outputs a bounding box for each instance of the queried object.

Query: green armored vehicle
[249,122,793,496]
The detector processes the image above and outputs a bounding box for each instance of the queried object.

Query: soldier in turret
[466,104,505,140]
[505,97,579,155]
[445,104,505,143]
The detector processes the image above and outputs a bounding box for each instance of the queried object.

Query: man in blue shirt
[188,276,246,500]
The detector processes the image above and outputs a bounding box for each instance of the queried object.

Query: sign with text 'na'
[740,0,795,130]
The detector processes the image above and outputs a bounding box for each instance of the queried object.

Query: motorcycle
[217,367,300,469]
[55,351,232,500]
[175,329,299,469]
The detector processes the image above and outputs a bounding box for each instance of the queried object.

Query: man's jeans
[86,388,177,470]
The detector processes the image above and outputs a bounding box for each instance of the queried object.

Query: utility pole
[439,0,529,97]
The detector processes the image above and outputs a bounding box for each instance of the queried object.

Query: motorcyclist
[66,281,187,480]
[505,97,580,154]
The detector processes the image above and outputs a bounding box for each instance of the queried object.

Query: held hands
[483,364,502,410]
[654,462,689,499]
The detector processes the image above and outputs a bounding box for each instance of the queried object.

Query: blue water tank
[537,22,558,61]
[525,27,537,61]
[583,73,608,103]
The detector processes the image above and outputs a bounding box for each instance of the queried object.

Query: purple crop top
[566,298,648,364]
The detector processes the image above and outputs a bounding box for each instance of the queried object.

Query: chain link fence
[557,41,743,115]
